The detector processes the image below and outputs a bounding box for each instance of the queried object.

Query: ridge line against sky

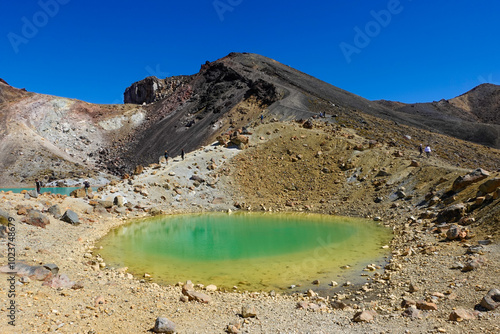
[1,0,499,105]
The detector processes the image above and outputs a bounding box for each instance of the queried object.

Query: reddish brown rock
[184,290,211,303]
[352,310,377,322]
[42,274,75,289]
[416,300,438,311]
[24,210,50,228]
[449,308,478,321]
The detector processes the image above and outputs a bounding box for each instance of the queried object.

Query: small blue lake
[0,187,87,196]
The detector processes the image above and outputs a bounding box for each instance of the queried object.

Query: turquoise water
[0,187,85,196]
[98,213,392,291]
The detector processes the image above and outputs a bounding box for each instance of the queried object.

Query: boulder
[133,165,144,175]
[61,210,80,225]
[241,305,257,318]
[113,196,124,207]
[184,290,211,303]
[402,306,420,318]
[205,284,217,292]
[98,200,114,209]
[446,225,461,240]
[396,190,406,199]
[182,281,194,293]
[416,300,438,311]
[231,134,249,148]
[401,298,416,308]
[480,288,500,310]
[226,320,242,333]
[28,190,38,198]
[302,119,314,129]
[152,317,176,334]
[190,175,206,183]
[217,134,231,146]
[494,188,500,200]
[408,283,419,293]
[376,170,390,177]
[1,263,52,280]
[25,210,50,228]
[70,188,87,198]
[42,274,75,289]
[436,204,466,223]
[352,310,376,322]
[452,168,489,192]
[331,300,350,310]
[449,308,478,321]
[462,258,485,272]
[16,206,29,215]
[47,204,62,218]
[478,178,500,194]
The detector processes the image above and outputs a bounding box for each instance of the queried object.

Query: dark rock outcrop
[124,76,189,105]
[452,169,489,192]
[61,210,80,225]
[436,204,467,223]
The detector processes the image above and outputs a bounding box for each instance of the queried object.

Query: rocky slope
[376,83,500,148]
[0,79,151,187]
[2,53,500,187]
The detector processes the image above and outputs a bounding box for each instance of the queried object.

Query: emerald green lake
[97,213,392,291]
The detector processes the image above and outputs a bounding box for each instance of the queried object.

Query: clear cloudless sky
[1,0,499,104]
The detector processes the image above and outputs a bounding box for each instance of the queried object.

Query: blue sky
[1,0,499,104]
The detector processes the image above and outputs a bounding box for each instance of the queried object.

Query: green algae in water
[97,213,392,291]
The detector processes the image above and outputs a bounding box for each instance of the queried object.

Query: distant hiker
[83,180,91,195]
[35,178,42,194]
[418,144,423,156]
[424,145,431,158]
[260,114,264,123]
[164,150,169,164]
[181,149,185,161]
